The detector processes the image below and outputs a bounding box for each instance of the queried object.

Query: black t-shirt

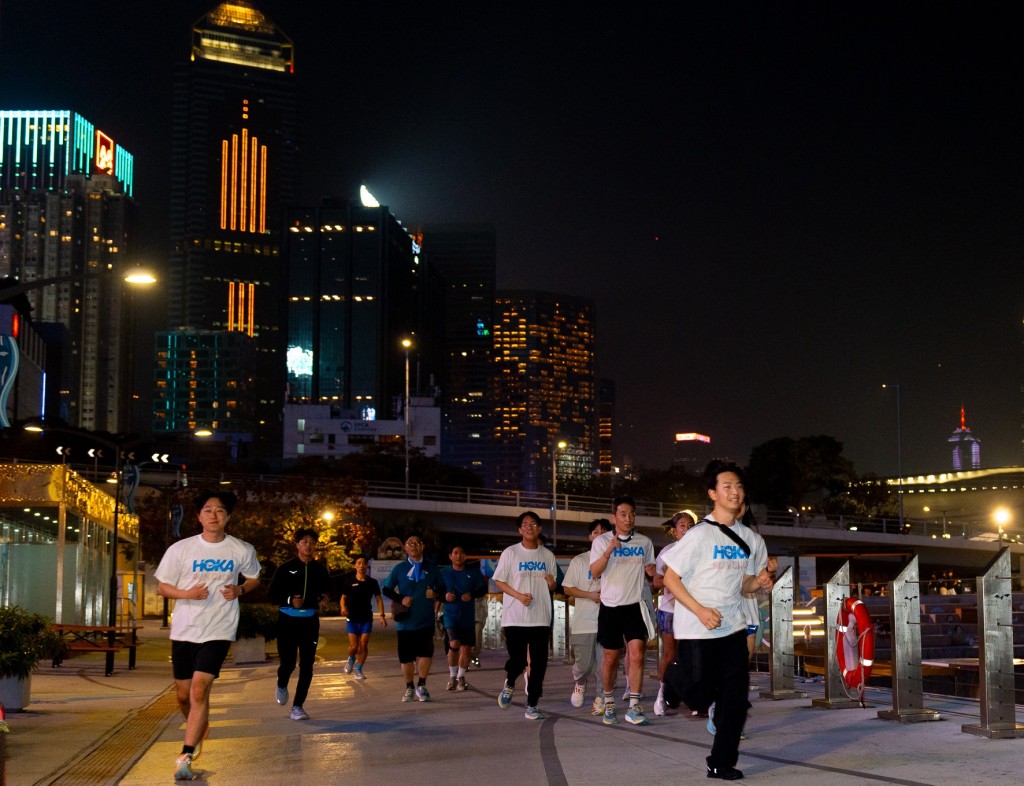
[340,575,382,622]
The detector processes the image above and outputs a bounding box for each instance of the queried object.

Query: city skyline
[2,3,1021,477]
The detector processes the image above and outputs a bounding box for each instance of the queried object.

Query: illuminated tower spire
[948,406,981,471]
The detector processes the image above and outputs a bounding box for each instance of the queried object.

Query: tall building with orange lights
[160,2,297,449]
[491,290,598,491]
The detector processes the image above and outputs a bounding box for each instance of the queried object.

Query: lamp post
[401,338,412,492]
[882,383,904,531]
[551,440,567,548]
[993,506,1011,549]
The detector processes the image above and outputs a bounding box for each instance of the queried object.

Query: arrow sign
[152,453,170,463]
[88,448,104,458]
[56,446,70,456]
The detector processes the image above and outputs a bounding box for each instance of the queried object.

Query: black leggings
[503,625,550,707]
[276,614,320,707]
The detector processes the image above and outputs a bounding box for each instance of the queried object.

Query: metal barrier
[811,562,862,709]
[877,557,942,722]
[961,548,1024,738]
[761,566,807,700]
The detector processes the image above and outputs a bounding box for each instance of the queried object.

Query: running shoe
[343,659,354,674]
[456,677,469,691]
[354,666,366,680]
[707,704,716,735]
[625,704,649,726]
[498,681,513,709]
[524,706,545,720]
[275,685,288,705]
[621,686,630,701]
[416,685,431,702]
[653,690,666,717]
[602,702,617,725]
[174,753,194,781]
[591,695,606,716]
[446,677,458,691]
[570,682,585,708]
[290,705,309,721]
[471,657,481,667]
[707,764,743,780]
[402,686,416,702]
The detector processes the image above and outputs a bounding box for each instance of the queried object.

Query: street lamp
[882,383,904,531]
[401,338,413,492]
[551,440,567,548]
[993,506,1011,546]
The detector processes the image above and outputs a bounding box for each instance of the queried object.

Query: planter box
[232,636,266,664]
[0,675,31,712]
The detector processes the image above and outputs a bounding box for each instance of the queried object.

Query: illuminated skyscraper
[948,406,981,471]
[162,1,298,449]
[284,192,443,423]
[422,224,496,479]
[0,110,137,431]
[492,290,597,491]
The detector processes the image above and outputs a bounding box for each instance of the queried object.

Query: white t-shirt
[590,530,655,607]
[493,541,557,627]
[155,533,262,643]
[656,539,685,612]
[662,518,767,640]
[563,550,601,634]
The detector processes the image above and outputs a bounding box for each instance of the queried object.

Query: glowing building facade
[0,110,137,431]
[948,406,981,471]
[492,290,597,491]
[284,194,443,424]
[163,2,298,450]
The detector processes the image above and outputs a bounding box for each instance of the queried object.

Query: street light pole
[402,338,412,493]
[551,440,567,548]
[883,383,904,531]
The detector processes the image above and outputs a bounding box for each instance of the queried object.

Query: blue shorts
[347,620,373,635]
[657,610,674,635]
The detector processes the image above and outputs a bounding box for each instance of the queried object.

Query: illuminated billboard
[675,432,711,444]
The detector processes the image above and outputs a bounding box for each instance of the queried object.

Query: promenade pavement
[3,618,1023,786]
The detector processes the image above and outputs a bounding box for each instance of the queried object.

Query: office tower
[948,406,981,471]
[597,378,615,478]
[492,290,597,491]
[0,110,137,431]
[421,224,496,480]
[285,191,443,423]
[162,1,297,450]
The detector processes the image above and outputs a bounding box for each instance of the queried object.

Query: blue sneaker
[524,706,545,720]
[498,681,513,710]
[174,753,194,781]
[707,704,716,735]
[625,704,649,725]
[602,702,618,725]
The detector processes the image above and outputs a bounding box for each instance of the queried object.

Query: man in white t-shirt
[493,511,558,720]
[156,491,262,782]
[590,496,656,726]
[652,510,697,715]
[663,461,772,781]
[563,518,613,711]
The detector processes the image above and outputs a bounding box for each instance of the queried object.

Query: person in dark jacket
[267,528,331,721]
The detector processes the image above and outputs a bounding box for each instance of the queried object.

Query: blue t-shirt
[439,565,487,628]
[383,559,439,631]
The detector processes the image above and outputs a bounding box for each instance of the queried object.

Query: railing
[33,461,1016,543]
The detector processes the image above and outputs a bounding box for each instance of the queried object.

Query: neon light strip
[239,128,248,230]
[259,145,267,233]
[248,136,257,233]
[227,281,236,329]
[220,140,228,229]
[247,283,254,336]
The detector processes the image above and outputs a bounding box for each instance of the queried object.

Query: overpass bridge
[361,481,1024,574]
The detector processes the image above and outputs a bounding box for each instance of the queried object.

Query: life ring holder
[835,597,875,704]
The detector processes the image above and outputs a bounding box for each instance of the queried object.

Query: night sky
[2,2,1021,476]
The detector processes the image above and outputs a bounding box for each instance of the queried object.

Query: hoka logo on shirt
[518,561,548,571]
[192,558,236,572]
[712,544,748,560]
[613,545,645,558]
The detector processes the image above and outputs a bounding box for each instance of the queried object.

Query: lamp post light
[551,440,567,548]
[401,338,413,492]
[882,383,904,531]
[993,506,1011,548]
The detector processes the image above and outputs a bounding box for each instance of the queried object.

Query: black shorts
[444,625,476,650]
[171,640,232,680]
[397,627,435,663]
[597,603,648,651]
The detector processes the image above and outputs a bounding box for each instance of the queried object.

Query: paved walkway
[3,619,1023,785]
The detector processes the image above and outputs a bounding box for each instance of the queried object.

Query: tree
[746,435,856,510]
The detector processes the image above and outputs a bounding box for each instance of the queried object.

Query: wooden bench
[50,624,143,673]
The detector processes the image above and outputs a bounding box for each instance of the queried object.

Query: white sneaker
[290,705,309,721]
[591,695,606,716]
[653,689,666,717]
[570,682,585,708]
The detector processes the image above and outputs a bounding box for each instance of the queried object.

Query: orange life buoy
[835,597,874,690]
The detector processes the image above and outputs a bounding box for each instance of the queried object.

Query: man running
[339,556,387,679]
[563,518,613,711]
